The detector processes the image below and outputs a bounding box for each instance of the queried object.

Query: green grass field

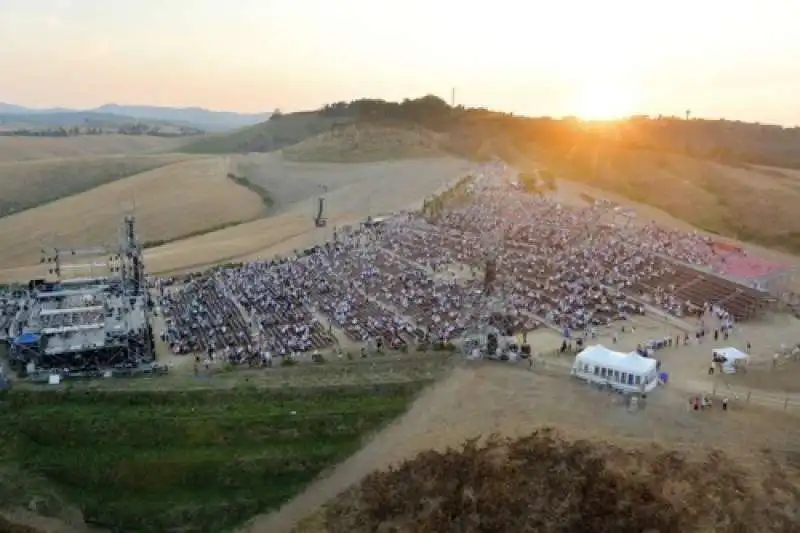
[0,384,425,532]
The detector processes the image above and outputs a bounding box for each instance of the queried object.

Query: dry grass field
[0,153,192,217]
[0,135,187,162]
[0,157,265,272]
[527,144,800,254]
[134,155,473,274]
[281,123,445,163]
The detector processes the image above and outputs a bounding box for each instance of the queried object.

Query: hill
[186,96,800,254]
[94,104,271,132]
[516,143,800,253]
[0,135,186,162]
[0,103,270,132]
[0,153,190,218]
[281,123,445,162]
[0,111,184,131]
[0,157,267,269]
[181,112,354,154]
[310,429,799,533]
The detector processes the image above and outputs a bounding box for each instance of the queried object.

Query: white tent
[713,347,749,374]
[571,344,659,393]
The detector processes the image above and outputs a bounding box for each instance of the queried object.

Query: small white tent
[572,344,659,393]
[713,347,749,374]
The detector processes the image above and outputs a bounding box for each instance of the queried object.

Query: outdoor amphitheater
[1,160,792,376]
[148,161,787,365]
[2,158,800,533]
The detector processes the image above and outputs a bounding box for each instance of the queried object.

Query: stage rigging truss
[6,215,156,375]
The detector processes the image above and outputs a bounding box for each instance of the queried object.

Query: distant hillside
[0,111,177,129]
[94,104,271,132]
[180,94,800,169]
[181,112,354,154]
[0,103,70,114]
[0,103,270,132]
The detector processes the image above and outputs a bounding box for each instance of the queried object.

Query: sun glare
[575,81,638,121]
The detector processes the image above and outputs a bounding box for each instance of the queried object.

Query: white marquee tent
[713,347,749,374]
[571,344,659,393]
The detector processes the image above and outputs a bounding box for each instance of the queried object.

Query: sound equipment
[520,344,531,358]
[487,333,498,356]
[484,259,496,295]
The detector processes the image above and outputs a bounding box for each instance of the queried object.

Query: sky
[1,0,799,125]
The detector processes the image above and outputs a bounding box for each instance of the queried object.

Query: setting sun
[575,81,639,120]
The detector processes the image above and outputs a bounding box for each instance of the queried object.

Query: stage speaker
[487,333,498,356]
[521,344,531,358]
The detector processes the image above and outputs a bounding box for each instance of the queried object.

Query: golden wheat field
[0,135,187,163]
[281,123,445,163]
[0,157,265,274]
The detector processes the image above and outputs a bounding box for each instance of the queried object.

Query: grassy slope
[181,113,354,154]
[0,157,268,269]
[505,140,800,254]
[178,104,800,254]
[281,123,445,163]
[0,385,424,533]
[0,154,191,218]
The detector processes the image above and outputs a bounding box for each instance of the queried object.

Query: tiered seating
[630,262,770,320]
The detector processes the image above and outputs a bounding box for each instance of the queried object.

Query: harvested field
[282,123,445,162]
[0,153,191,218]
[0,157,265,270]
[0,385,424,533]
[0,135,186,163]
[234,152,469,212]
[107,155,471,276]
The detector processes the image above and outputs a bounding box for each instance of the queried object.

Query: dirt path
[237,365,479,533]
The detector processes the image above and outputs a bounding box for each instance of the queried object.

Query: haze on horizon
[1,0,799,125]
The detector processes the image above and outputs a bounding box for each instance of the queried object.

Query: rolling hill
[94,104,271,132]
[281,123,445,162]
[0,103,271,132]
[0,135,186,162]
[0,153,191,218]
[181,112,354,154]
[0,157,266,269]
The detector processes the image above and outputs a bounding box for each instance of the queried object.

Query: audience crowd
[156,162,768,361]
